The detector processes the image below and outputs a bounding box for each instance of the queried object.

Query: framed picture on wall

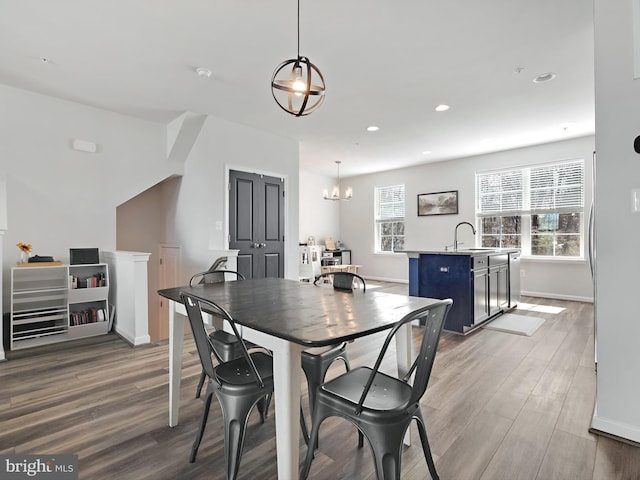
[417,190,459,216]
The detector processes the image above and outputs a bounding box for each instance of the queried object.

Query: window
[375,184,405,252]
[476,159,584,258]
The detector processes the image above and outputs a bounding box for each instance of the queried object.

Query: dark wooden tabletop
[158,277,442,347]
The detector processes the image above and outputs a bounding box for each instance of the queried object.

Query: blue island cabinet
[408,253,473,333]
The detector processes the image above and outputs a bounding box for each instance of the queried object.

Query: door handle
[259,243,267,248]
[252,243,260,248]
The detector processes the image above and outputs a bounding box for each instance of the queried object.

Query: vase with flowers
[16,242,32,264]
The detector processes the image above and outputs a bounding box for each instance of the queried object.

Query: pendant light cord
[297,0,300,58]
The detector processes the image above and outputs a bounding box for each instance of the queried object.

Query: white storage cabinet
[10,263,110,350]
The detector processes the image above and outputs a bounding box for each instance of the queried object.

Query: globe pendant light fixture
[271,0,325,117]
[324,161,353,201]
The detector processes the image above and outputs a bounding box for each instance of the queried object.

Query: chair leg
[195,369,206,399]
[300,403,310,445]
[361,424,406,480]
[190,390,214,463]
[259,393,273,421]
[257,397,266,424]
[414,412,439,480]
[217,393,261,480]
[299,404,326,480]
[304,352,355,450]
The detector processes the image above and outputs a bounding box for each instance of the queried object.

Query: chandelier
[270,0,325,116]
[324,161,353,201]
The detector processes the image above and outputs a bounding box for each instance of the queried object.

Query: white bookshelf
[10,263,110,350]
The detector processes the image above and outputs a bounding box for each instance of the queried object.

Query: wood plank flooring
[2,283,640,479]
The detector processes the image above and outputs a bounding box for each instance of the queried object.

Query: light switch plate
[632,189,640,213]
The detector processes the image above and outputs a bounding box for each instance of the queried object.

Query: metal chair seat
[321,367,412,411]
[214,351,274,387]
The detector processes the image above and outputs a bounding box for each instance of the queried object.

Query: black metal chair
[190,270,260,399]
[299,272,367,445]
[300,298,453,480]
[180,292,274,480]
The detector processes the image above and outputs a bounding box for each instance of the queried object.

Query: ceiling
[0,0,594,178]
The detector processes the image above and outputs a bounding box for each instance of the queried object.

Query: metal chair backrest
[179,292,266,388]
[313,271,366,292]
[355,298,452,414]
[189,269,245,286]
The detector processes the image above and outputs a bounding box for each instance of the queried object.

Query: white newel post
[103,250,151,346]
[0,177,7,361]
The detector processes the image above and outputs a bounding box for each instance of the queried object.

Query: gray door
[229,170,285,279]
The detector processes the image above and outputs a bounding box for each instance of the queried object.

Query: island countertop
[404,248,520,257]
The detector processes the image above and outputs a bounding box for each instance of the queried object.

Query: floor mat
[483,313,545,336]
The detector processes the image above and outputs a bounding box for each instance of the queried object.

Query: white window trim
[476,159,585,259]
[374,184,405,253]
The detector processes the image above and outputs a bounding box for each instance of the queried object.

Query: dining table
[158,277,443,480]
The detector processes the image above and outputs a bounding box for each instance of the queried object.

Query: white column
[103,250,152,346]
[0,177,7,361]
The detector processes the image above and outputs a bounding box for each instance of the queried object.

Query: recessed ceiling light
[533,72,556,83]
[40,57,51,64]
[367,126,379,132]
[196,67,212,78]
[422,150,432,155]
[435,104,450,112]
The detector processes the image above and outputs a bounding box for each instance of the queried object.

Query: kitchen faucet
[454,221,476,251]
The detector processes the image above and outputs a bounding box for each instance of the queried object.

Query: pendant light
[324,161,353,201]
[271,0,325,117]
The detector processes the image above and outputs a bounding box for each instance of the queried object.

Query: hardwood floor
[2,282,640,479]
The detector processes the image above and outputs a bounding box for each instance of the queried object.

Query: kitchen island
[406,248,520,334]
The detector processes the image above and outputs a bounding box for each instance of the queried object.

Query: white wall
[591,0,640,443]
[165,115,300,281]
[0,84,174,312]
[0,84,301,323]
[339,136,595,301]
[299,170,340,245]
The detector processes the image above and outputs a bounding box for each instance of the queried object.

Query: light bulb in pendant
[292,66,306,96]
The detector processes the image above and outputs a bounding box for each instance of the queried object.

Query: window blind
[375,184,405,220]
[476,159,584,216]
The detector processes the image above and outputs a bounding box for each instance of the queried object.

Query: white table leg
[238,328,303,480]
[168,300,185,427]
[396,322,413,445]
[272,340,303,480]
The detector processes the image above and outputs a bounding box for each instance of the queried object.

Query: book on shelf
[70,273,107,289]
[69,307,107,326]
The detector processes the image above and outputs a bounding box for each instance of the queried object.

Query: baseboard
[591,410,640,445]
[521,290,594,303]
[364,276,409,284]
[114,327,151,347]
